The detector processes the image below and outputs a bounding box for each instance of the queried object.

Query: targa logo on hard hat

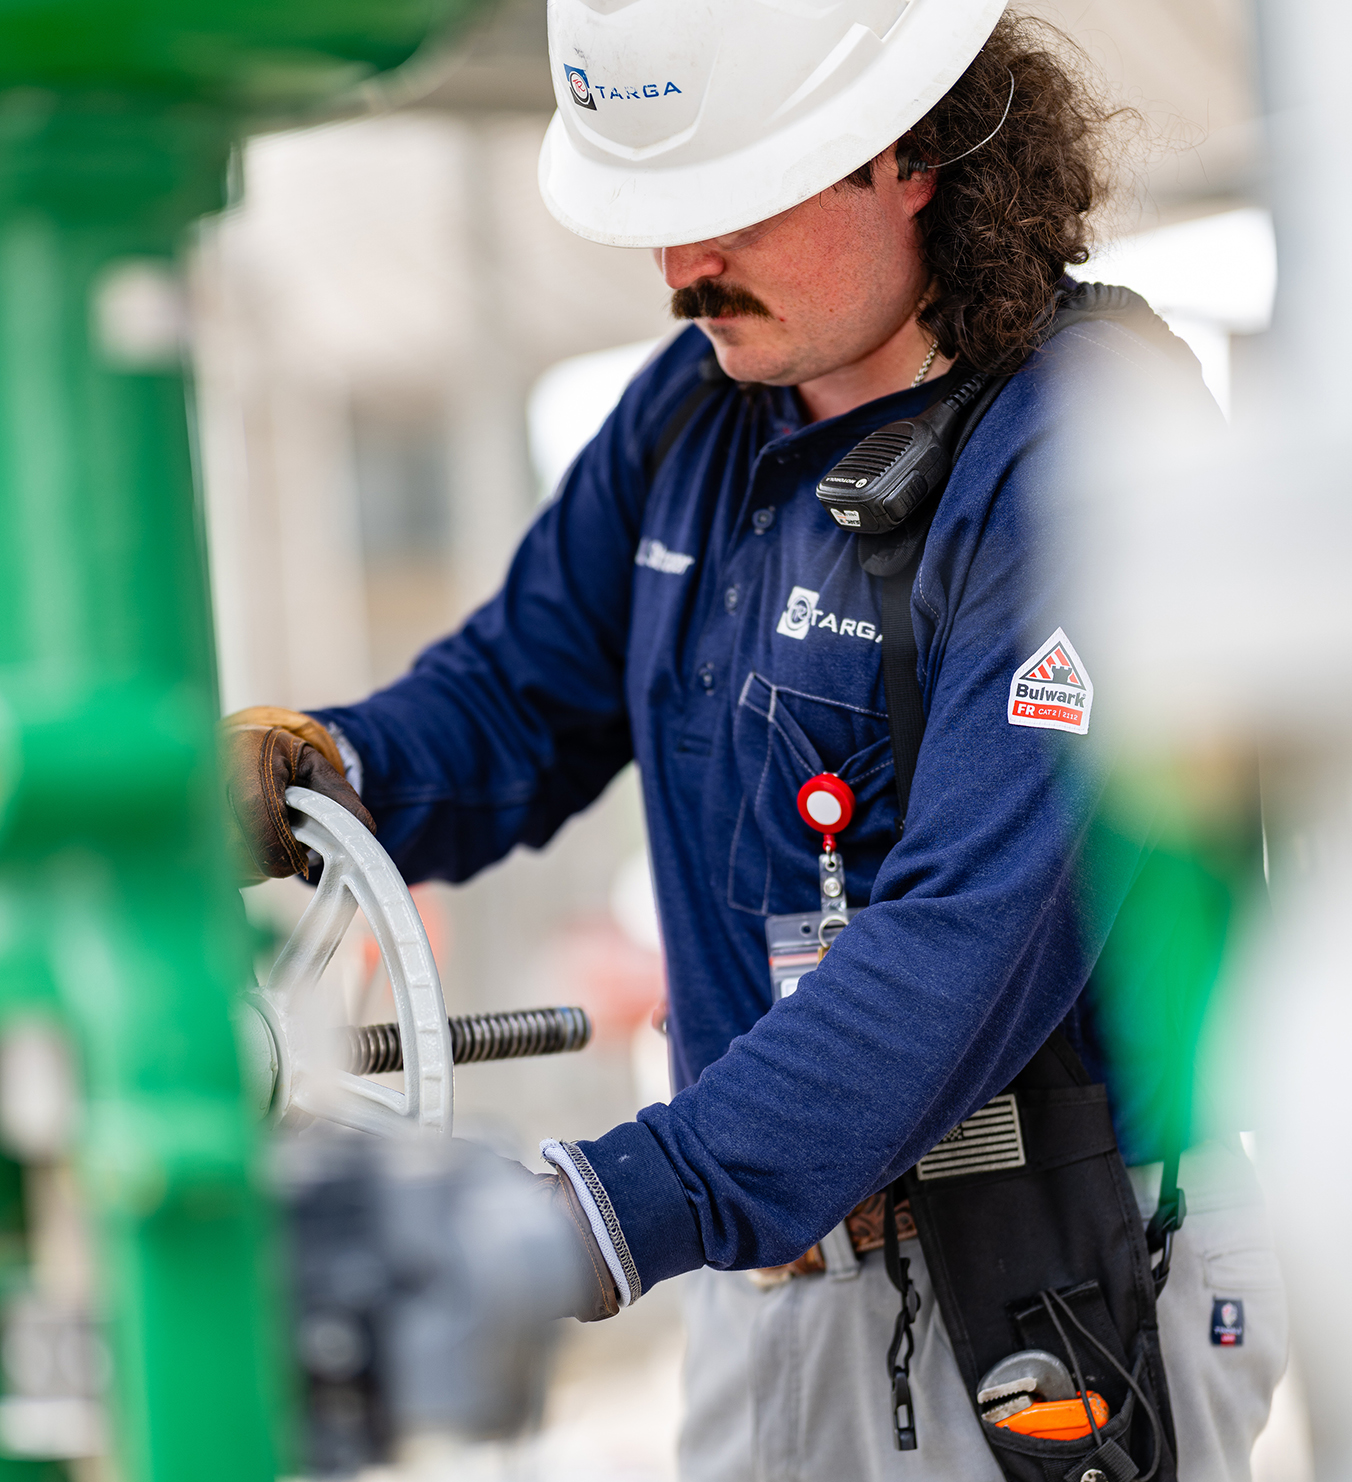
[540,0,1006,248]
[564,65,597,111]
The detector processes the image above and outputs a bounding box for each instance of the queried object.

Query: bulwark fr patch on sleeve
[1007,627,1093,736]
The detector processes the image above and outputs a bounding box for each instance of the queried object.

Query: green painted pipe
[0,3,494,1479]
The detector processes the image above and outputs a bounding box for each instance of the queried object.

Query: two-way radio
[814,282,1193,540]
[814,369,998,535]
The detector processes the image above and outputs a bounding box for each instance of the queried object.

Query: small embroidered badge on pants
[1211,1298,1244,1346]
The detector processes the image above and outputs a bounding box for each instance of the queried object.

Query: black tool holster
[900,1034,1177,1482]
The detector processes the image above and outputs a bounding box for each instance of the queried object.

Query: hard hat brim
[539,0,1007,250]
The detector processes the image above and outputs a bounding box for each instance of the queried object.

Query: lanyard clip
[797,774,856,914]
[818,846,846,915]
[892,1367,918,1451]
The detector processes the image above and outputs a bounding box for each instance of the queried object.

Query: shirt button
[724,585,740,613]
[752,507,776,534]
[697,662,716,693]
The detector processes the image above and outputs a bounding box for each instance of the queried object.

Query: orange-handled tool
[994,1391,1109,1441]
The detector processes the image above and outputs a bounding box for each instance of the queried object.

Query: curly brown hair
[849,12,1130,372]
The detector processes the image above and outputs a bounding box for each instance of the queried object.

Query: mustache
[670,279,774,321]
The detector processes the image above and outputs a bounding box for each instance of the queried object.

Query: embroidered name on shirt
[1007,627,1093,736]
[636,539,695,575]
[776,584,882,643]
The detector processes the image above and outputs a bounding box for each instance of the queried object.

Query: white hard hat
[539,0,1008,250]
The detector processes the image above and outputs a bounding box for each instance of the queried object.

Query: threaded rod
[348,1006,592,1075]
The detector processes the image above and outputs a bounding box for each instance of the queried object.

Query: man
[226,4,1286,1477]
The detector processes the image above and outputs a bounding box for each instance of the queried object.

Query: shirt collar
[756,364,967,458]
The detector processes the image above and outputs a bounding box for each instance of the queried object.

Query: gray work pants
[680,1141,1287,1482]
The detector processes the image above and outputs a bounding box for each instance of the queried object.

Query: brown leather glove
[222,706,375,883]
[533,1173,621,1322]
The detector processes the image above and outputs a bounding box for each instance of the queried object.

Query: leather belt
[750,1192,917,1286]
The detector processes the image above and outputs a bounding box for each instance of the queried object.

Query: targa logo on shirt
[564,65,597,110]
[1007,628,1093,735]
[776,584,883,643]
[776,585,819,639]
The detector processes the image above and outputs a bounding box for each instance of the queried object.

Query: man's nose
[656,242,725,289]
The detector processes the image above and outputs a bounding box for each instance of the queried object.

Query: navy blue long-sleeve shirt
[314,311,1217,1291]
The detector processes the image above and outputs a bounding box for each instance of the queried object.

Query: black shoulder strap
[874,362,1014,825]
[1051,279,1200,375]
[644,352,730,483]
[873,278,1190,829]
[874,281,1192,1261]
[877,514,935,831]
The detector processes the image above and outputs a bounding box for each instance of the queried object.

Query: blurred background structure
[184,0,1305,1476]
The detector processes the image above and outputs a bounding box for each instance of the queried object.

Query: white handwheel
[247,786,454,1137]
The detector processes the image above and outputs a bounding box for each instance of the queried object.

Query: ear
[880,150,937,216]
[893,138,938,211]
[902,168,938,215]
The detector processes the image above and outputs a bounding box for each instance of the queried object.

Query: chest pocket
[725,673,897,915]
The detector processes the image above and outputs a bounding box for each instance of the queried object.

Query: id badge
[765,907,859,1002]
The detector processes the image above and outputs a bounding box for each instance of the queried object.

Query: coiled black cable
[348,1006,592,1075]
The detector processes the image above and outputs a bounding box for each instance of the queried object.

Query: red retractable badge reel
[797,773,855,855]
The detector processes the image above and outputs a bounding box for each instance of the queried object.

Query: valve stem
[348,1006,592,1075]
